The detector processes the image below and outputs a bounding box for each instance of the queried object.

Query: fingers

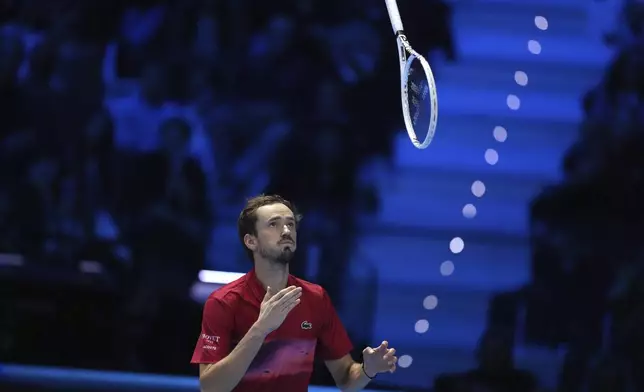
[283,298,301,313]
[363,341,388,356]
[375,341,388,352]
[381,348,397,370]
[383,348,396,360]
[269,286,299,302]
[264,286,273,300]
[263,286,302,314]
[279,289,302,311]
[274,286,302,306]
[382,349,397,373]
[361,344,397,376]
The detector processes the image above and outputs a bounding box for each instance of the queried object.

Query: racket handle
[384,0,404,35]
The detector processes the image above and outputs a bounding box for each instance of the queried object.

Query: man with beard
[191,194,397,392]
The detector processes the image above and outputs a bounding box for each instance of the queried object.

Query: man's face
[249,203,297,264]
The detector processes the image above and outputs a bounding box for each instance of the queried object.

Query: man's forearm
[339,362,372,392]
[199,323,268,392]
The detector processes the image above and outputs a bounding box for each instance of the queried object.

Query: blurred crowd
[5,0,643,391]
[524,3,644,392]
[0,0,455,379]
[5,0,642,391]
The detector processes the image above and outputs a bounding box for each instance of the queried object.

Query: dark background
[1,0,644,391]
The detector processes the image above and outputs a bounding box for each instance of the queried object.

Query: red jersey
[191,269,353,392]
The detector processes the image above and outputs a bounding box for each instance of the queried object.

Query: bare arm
[198,286,302,392]
[326,343,397,392]
[326,355,372,392]
[199,323,268,392]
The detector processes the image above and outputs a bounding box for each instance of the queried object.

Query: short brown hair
[237,194,301,261]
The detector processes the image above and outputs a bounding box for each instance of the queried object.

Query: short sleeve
[316,289,353,361]
[191,297,234,364]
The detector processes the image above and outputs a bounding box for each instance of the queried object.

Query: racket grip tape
[384,0,405,35]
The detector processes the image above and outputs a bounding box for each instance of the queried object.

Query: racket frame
[385,0,438,150]
[397,34,438,149]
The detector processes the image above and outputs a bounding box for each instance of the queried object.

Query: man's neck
[254,259,289,291]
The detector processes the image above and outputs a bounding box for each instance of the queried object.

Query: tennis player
[192,194,397,391]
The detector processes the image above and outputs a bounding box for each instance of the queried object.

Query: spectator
[114,0,167,78]
[118,117,210,372]
[583,355,634,392]
[528,24,644,392]
[434,328,539,392]
[107,61,215,181]
[128,117,210,293]
[0,33,28,197]
[73,109,125,267]
[0,32,24,139]
[7,153,62,261]
[266,94,361,308]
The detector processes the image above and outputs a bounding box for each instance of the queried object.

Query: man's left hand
[362,341,397,377]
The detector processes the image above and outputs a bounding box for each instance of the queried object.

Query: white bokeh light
[535,16,548,31]
[423,295,438,310]
[506,94,521,110]
[462,203,477,218]
[528,40,542,54]
[471,180,486,197]
[410,20,538,347]
[450,237,464,254]
[514,71,528,86]
[398,355,413,368]
[493,126,507,142]
[485,149,499,165]
[415,319,430,334]
[440,260,454,276]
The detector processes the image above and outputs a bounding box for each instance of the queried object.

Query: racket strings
[409,77,430,126]
[406,58,434,134]
[387,0,438,149]
[396,35,438,149]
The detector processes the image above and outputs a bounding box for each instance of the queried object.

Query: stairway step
[393,82,581,174]
[392,116,574,177]
[453,0,587,37]
[456,27,613,67]
[376,168,546,235]
[438,57,601,95]
[462,0,588,7]
[437,83,582,122]
[357,230,529,290]
[373,282,492,348]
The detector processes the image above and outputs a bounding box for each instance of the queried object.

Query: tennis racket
[384,0,438,149]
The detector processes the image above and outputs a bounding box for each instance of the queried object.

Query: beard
[258,243,295,265]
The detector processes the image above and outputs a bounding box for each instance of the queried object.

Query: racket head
[398,40,438,149]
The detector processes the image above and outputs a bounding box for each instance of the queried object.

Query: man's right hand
[255,286,302,334]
